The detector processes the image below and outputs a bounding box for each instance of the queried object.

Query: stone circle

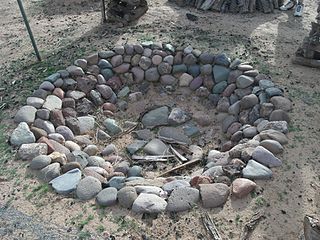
[10,42,292,213]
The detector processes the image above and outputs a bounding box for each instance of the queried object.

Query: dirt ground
[0,0,320,239]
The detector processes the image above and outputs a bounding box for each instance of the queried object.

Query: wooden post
[17,0,41,62]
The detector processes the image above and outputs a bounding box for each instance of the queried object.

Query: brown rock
[190,176,212,188]
[30,126,48,140]
[52,88,65,99]
[50,109,65,127]
[199,183,230,208]
[49,151,67,165]
[61,162,82,174]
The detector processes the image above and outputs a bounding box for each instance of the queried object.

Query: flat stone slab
[141,106,169,128]
[50,169,81,195]
[158,127,191,145]
[242,160,273,180]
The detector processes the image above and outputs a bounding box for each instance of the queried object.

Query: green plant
[254,196,267,208]
[112,216,140,232]
[96,225,105,233]
[26,183,50,200]
[78,230,91,240]
[78,214,94,230]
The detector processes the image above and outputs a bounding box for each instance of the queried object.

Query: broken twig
[157,158,200,177]
[240,211,265,240]
[170,145,188,162]
[201,213,222,240]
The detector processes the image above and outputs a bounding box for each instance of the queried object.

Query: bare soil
[0,0,320,239]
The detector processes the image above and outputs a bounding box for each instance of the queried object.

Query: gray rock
[49,168,81,194]
[214,53,231,66]
[126,140,147,154]
[141,106,169,128]
[133,129,154,141]
[222,115,237,133]
[103,118,122,135]
[242,159,273,179]
[128,166,143,177]
[34,119,55,134]
[96,187,118,207]
[270,96,292,111]
[10,122,35,147]
[207,150,229,166]
[166,187,199,212]
[87,156,105,167]
[56,126,74,141]
[83,145,99,156]
[199,52,214,64]
[101,144,117,156]
[187,65,200,77]
[168,108,190,125]
[48,133,65,144]
[240,94,259,109]
[18,143,48,161]
[172,64,187,74]
[14,106,37,124]
[158,127,191,145]
[72,150,89,168]
[199,183,230,208]
[97,129,111,141]
[99,50,115,59]
[43,95,62,111]
[76,176,102,200]
[143,139,169,155]
[259,129,288,145]
[29,155,51,170]
[36,109,50,120]
[212,81,228,94]
[258,120,288,133]
[265,87,283,98]
[114,161,130,175]
[117,186,138,208]
[108,176,126,190]
[117,86,130,98]
[236,75,254,89]
[252,146,282,167]
[145,67,160,82]
[243,126,257,138]
[135,186,166,197]
[39,162,60,182]
[101,68,114,81]
[45,72,61,83]
[132,193,167,213]
[259,79,274,90]
[213,65,230,83]
[260,139,284,154]
[202,166,224,178]
[162,180,190,193]
[78,116,95,134]
[27,97,44,109]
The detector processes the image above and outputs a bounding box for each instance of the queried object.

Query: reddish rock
[222,83,236,97]
[38,136,55,154]
[232,178,256,198]
[52,88,65,99]
[190,176,212,188]
[62,108,77,118]
[102,102,117,112]
[50,109,65,127]
[113,63,130,74]
[83,168,106,183]
[106,76,122,91]
[76,75,97,94]
[221,141,234,152]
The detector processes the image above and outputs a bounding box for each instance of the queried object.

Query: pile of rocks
[169,0,283,14]
[10,42,292,213]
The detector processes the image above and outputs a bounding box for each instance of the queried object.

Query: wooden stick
[132,155,174,160]
[157,158,200,177]
[201,213,222,240]
[240,211,265,240]
[170,145,188,162]
[111,123,139,140]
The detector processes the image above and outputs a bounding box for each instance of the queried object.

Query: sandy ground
[0,0,320,239]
